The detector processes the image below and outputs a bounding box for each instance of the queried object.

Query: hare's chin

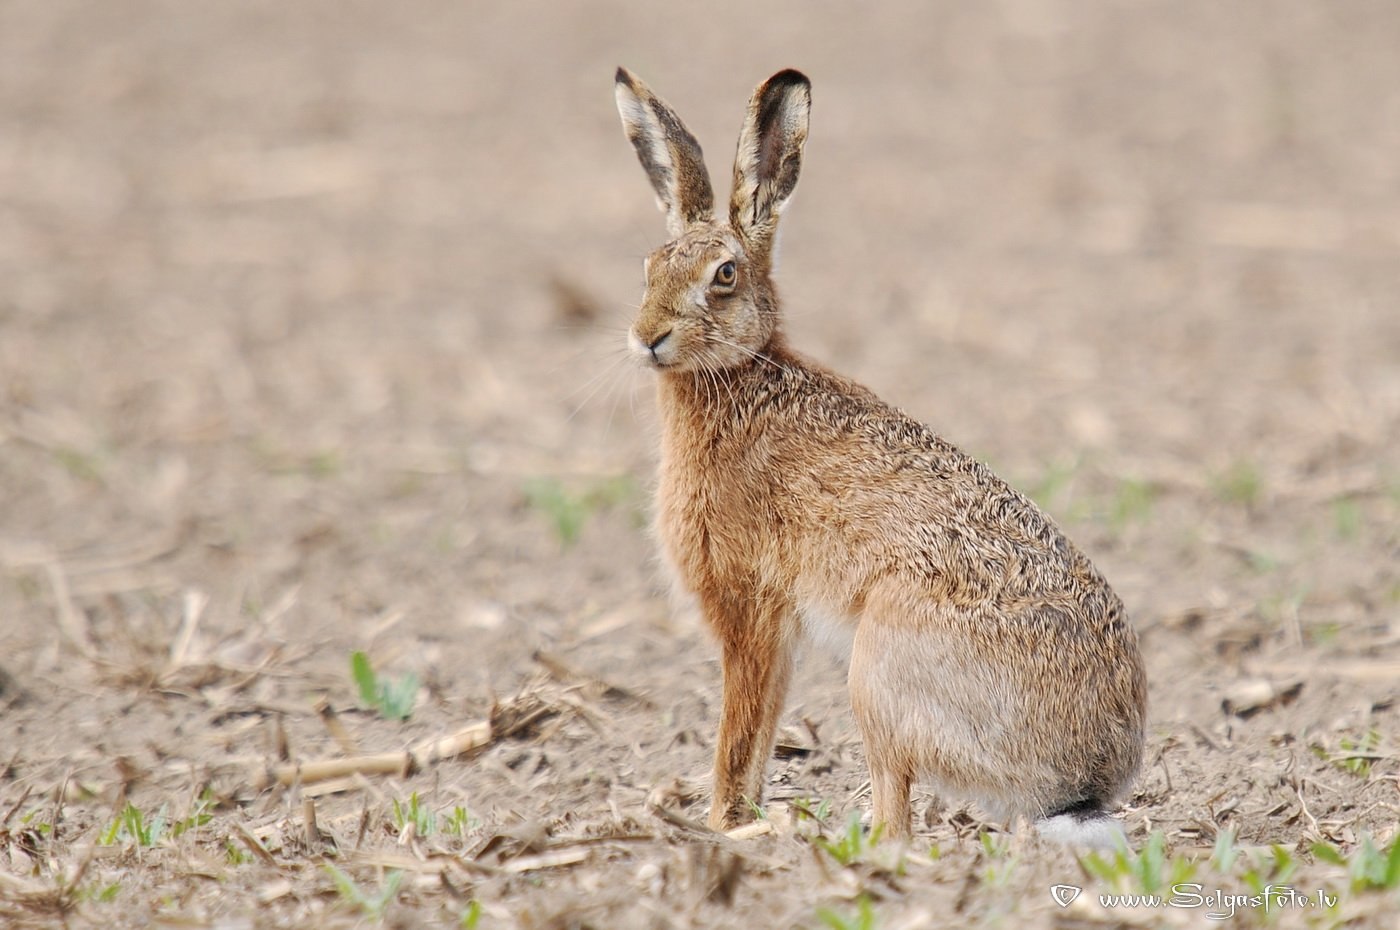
[631,349,680,371]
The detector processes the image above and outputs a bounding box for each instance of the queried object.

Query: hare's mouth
[646,355,685,373]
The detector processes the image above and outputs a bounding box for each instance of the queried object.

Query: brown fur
[614,67,1147,840]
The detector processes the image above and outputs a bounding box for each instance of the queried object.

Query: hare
[613,67,1147,847]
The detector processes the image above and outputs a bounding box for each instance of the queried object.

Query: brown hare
[613,67,1147,847]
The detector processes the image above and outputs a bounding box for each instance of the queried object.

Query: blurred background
[0,1,1397,918]
[3,0,1396,653]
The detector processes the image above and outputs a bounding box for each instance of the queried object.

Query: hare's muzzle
[628,326,676,368]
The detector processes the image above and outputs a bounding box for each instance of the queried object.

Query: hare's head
[615,68,809,372]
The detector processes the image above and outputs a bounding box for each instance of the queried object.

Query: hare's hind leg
[866,751,914,840]
[705,592,795,831]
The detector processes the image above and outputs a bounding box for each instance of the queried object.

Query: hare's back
[767,364,1118,617]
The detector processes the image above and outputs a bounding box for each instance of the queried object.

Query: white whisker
[706,334,789,375]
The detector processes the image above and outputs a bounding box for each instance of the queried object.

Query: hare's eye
[713,261,737,287]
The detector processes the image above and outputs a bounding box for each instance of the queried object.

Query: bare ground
[0,1,1397,927]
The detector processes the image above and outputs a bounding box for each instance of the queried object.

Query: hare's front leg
[705,594,795,831]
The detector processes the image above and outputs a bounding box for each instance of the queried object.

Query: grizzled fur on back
[615,66,1146,845]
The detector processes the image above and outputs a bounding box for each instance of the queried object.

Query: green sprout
[351,651,419,721]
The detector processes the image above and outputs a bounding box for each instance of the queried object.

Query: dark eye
[713,261,737,287]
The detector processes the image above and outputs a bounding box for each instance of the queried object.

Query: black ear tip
[768,69,811,91]
[615,66,637,88]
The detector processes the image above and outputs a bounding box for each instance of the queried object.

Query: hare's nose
[645,329,673,357]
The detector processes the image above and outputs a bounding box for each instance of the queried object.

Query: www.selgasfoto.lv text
[1097,884,1338,919]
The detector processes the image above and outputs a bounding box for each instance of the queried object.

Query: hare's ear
[615,67,715,237]
[729,70,810,252]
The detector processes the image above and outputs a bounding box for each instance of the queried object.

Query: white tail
[1036,812,1130,849]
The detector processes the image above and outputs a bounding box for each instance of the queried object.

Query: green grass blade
[350,651,379,706]
[323,863,367,908]
[1383,833,1400,888]
[1311,842,1346,866]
